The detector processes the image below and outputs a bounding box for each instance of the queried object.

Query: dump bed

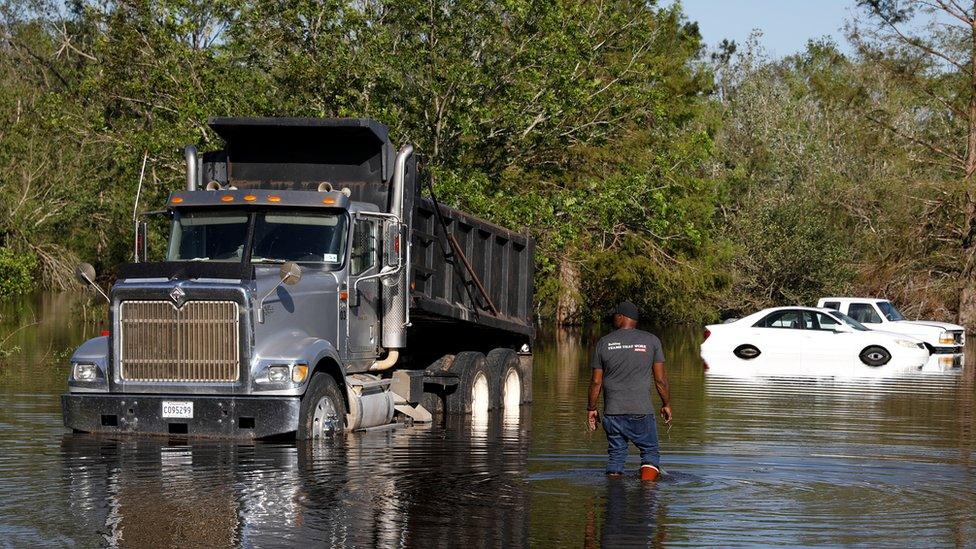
[203,117,535,338]
[410,198,534,337]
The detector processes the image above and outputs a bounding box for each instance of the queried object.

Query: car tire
[297,373,347,439]
[733,344,761,360]
[859,345,891,367]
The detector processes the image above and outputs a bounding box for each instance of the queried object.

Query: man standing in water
[587,301,672,480]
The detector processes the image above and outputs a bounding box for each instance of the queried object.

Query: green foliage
[0,248,38,298]
[4,1,965,325]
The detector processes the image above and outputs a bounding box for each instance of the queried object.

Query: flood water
[1,293,975,547]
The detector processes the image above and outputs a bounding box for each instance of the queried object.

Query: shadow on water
[2,297,976,546]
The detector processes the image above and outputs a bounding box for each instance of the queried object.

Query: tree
[853,0,976,331]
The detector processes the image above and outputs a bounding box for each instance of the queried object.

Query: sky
[673,1,858,57]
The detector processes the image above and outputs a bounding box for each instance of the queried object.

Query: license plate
[162,401,193,419]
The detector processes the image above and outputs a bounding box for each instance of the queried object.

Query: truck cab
[816,297,964,354]
[62,118,535,439]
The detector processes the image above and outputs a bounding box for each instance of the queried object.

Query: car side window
[815,313,841,331]
[849,303,882,324]
[755,310,803,329]
[350,219,376,276]
[823,301,840,311]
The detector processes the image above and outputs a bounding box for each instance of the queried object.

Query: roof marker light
[171,196,184,204]
[268,195,281,203]
[221,195,234,202]
[244,194,257,202]
[322,197,336,205]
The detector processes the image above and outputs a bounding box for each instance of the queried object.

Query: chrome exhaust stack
[184,145,198,191]
[381,145,413,351]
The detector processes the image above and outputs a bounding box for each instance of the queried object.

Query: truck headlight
[939,333,955,345]
[895,339,922,349]
[267,365,289,383]
[72,363,99,382]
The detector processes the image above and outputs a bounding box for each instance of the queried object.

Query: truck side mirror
[75,263,110,303]
[279,261,302,285]
[257,262,302,323]
[75,263,96,285]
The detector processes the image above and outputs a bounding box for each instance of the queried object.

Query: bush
[0,248,38,298]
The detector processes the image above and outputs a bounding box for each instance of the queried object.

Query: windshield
[832,311,869,331]
[876,301,905,321]
[167,210,347,266]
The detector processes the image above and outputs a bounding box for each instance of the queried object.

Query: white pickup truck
[816,297,964,354]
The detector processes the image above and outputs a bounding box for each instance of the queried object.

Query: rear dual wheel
[442,349,529,416]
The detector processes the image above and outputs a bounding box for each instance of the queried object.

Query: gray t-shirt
[590,328,665,415]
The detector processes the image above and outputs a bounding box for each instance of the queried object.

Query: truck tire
[487,348,528,411]
[298,373,347,439]
[444,351,495,415]
[859,346,891,367]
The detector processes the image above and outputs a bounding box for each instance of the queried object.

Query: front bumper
[61,393,300,439]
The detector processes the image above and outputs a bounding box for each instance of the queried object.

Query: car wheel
[859,345,891,367]
[733,344,761,360]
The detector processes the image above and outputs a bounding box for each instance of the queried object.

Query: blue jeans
[602,413,660,474]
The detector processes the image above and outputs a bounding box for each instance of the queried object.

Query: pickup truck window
[849,303,882,324]
[877,301,905,321]
[167,210,347,265]
[822,301,840,311]
[833,311,869,331]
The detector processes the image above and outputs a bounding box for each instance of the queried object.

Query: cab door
[346,216,380,358]
[799,311,855,375]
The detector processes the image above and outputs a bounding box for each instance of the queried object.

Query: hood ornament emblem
[169,286,187,307]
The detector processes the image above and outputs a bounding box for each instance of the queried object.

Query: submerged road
[1,293,974,547]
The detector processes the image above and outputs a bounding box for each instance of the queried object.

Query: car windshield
[167,210,347,266]
[832,311,869,331]
[876,301,905,321]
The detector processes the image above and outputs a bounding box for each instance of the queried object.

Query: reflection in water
[56,412,531,547]
[4,302,976,546]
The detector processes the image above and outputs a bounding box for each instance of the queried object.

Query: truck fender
[68,336,110,381]
[252,333,344,394]
[71,336,110,364]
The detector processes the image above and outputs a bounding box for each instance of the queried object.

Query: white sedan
[701,307,930,375]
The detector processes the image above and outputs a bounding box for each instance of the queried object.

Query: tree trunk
[556,255,582,326]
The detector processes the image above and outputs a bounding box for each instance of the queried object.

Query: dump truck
[62,117,535,438]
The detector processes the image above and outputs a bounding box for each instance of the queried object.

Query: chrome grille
[119,300,240,382]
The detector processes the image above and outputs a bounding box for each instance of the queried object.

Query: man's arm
[587,369,603,430]
[652,361,672,423]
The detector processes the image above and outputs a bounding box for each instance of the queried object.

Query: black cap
[614,301,639,321]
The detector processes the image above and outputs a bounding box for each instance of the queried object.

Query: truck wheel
[487,348,527,411]
[298,373,347,439]
[859,346,891,367]
[444,351,495,415]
